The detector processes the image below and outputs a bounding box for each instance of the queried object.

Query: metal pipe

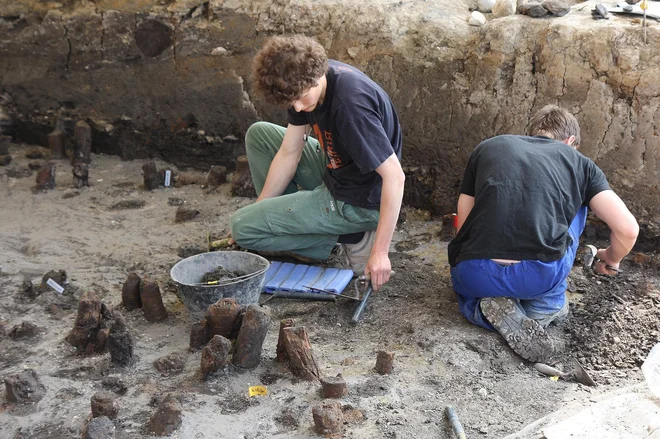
[445,406,467,439]
[351,283,373,323]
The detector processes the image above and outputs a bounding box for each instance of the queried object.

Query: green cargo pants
[229,122,380,261]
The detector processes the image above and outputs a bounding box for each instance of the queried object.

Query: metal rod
[303,285,361,301]
[445,406,467,439]
[351,283,373,323]
[268,291,336,301]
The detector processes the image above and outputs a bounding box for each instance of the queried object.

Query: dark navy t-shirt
[448,135,611,266]
[287,60,402,210]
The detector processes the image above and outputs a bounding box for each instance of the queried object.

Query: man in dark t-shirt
[448,105,639,362]
[228,35,404,291]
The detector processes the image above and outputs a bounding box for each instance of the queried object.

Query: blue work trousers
[450,207,587,330]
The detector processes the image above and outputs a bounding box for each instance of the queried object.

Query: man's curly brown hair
[252,35,329,107]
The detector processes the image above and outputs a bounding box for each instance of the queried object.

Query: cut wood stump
[231,155,256,198]
[73,163,89,188]
[189,320,209,351]
[121,273,142,311]
[320,374,348,398]
[200,335,231,377]
[34,163,56,190]
[276,318,295,363]
[312,400,344,436]
[140,279,168,322]
[205,298,242,340]
[142,161,160,191]
[232,304,270,369]
[282,326,321,381]
[375,350,395,375]
[48,129,65,159]
[73,120,92,164]
[206,165,227,186]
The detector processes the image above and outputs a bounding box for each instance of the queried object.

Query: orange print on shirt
[312,124,344,169]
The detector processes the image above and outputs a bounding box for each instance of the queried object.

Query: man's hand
[226,230,235,246]
[593,248,620,276]
[364,251,392,291]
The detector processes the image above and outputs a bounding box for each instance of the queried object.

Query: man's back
[448,135,610,266]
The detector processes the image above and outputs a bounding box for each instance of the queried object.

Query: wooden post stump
[231,155,256,198]
[107,312,134,366]
[35,163,56,190]
[276,318,295,363]
[205,298,242,340]
[189,320,210,351]
[73,120,92,164]
[312,400,344,436]
[320,374,348,398]
[73,163,89,188]
[232,304,270,369]
[206,165,227,186]
[375,350,395,375]
[282,326,321,381]
[121,273,142,311]
[142,161,160,191]
[48,130,65,159]
[201,335,232,377]
[140,279,168,322]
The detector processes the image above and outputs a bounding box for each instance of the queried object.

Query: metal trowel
[534,359,597,386]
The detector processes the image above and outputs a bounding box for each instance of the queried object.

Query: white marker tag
[46,278,64,294]
[164,170,172,187]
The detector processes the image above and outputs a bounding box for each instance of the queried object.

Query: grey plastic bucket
[170,251,270,319]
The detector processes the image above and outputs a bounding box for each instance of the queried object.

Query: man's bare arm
[257,124,308,202]
[588,190,639,274]
[366,153,405,291]
[456,194,475,232]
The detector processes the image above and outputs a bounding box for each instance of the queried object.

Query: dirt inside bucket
[200,266,249,284]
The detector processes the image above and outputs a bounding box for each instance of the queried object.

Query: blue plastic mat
[263,261,354,294]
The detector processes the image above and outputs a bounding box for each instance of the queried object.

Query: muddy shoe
[480,297,555,363]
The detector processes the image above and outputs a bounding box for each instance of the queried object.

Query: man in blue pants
[448,105,639,362]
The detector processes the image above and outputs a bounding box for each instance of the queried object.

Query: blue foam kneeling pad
[262,261,354,294]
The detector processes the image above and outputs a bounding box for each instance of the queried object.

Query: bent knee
[245,121,273,151]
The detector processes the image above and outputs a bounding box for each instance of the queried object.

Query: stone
[83,416,116,439]
[91,391,119,419]
[201,335,232,377]
[468,11,487,26]
[592,3,609,19]
[478,0,497,12]
[107,312,134,366]
[211,46,228,56]
[34,163,56,190]
[40,269,67,292]
[542,0,570,16]
[9,321,39,340]
[518,3,549,17]
[312,400,344,436]
[4,369,46,403]
[140,279,168,322]
[492,0,517,17]
[154,353,185,376]
[21,278,37,300]
[121,272,142,311]
[149,394,182,436]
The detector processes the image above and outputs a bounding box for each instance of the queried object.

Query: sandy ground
[0,144,657,438]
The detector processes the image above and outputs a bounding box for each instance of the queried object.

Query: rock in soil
[83,415,116,439]
[154,353,186,376]
[73,120,92,165]
[542,0,570,15]
[109,199,146,210]
[177,244,206,258]
[312,400,344,436]
[201,335,232,377]
[0,154,12,166]
[40,269,67,292]
[149,394,182,436]
[8,321,39,340]
[101,377,128,395]
[91,391,119,419]
[168,197,185,206]
[518,3,548,17]
[4,369,47,403]
[174,206,200,223]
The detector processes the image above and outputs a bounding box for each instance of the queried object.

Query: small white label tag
[46,278,64,294]
[164,170,172,187]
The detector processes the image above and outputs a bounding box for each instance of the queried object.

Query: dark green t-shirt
[448,135,611,266]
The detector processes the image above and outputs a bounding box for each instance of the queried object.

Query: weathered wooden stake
[35,163,56,190]
[140,279,168,322]
[282,326,321,381]
[232,304,270,369]
[276,318,295,363]
[205,298,242,340]
[121,273,142,311]
[73,163,89,188]
[375,350,395,375]
[73,120,92,164]
[206,165,227,186]
[320,374,348,398]
[48,129,65,159]
[231,155,256,198]
[312,400,344,436]
[142,161,160,190]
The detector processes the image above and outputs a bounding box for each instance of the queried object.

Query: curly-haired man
[228,35,404,291]
[448,105,638,362]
